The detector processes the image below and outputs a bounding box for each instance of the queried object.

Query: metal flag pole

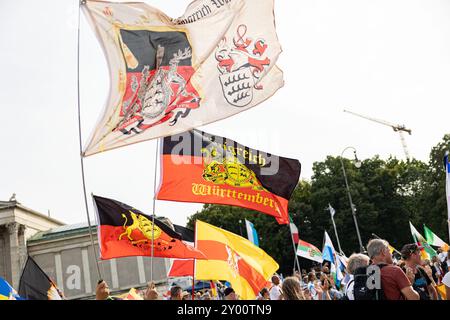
[371,233,402,256]
[150,139,160,283]
[288,225,303,280]
[327,205,343,254]
[192,220,198,300]
[340,148,365,253]
[76,0,101,281]
[90,193,106,275]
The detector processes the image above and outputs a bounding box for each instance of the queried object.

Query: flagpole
[371,233,402,256]
[288,225,303,280]
[331,216,343,254]
[191,277,195,300]
[328,207,343,254]
[76,0,101,281]
[192,221,197,300]
[150,139,160,283]
[90,193,104,277]
[445,152,450,244]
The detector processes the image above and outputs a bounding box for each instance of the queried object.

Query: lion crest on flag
[115,38,201,136]
[200,147,266,191]
[225,245,241,278]
[215,24,271,107]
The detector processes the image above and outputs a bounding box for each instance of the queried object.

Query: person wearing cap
[224,287,237,300]
[401,243,438,300]
[367,239,419,300]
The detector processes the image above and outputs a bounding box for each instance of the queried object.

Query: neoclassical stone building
[0,195,64,289]
[0,195,170,299]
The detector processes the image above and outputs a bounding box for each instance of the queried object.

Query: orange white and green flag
[409,221,437,260]
[424,225,449,251]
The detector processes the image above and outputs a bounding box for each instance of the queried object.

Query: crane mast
[343,109,412,160]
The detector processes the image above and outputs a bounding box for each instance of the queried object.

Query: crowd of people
[94,239,450,300]
[274,239,450,300]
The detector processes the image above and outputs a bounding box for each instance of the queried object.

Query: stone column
[0,227,6,279]
[18,224,26,271]
[6,223,21,289]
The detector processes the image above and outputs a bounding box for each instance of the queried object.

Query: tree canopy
[186,135,450,275]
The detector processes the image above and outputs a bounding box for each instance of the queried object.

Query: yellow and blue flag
[0,277,23,300]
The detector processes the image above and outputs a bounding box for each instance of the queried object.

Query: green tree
[185,134,450,274]
[419,134,450,242]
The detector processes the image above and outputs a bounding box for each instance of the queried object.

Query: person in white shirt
[447,250,450,269]
[306,272,319,300]
[269,275,282,300]
[438,249,447,264]
[442,271,450,300]
[345,253,370,300]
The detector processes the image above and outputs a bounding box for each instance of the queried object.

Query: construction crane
[343,109,412,160]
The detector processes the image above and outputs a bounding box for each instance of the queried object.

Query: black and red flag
[156,130,301,224]
[93,195,206,260]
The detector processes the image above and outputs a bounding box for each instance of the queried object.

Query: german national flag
[93,195,206,260]
[156,130,301,224]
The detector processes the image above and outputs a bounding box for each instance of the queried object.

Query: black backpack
[353,264,386,300]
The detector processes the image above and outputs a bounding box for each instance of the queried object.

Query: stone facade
[0,196,171,299]
[0,198,64,288]
[27,224,170,299]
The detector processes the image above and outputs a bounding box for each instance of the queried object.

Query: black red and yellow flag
[93,195,206,260]
[156,130,301,224]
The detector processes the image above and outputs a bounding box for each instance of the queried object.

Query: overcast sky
[1,0,449,228]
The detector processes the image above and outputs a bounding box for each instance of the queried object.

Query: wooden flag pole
[76,0,101,281]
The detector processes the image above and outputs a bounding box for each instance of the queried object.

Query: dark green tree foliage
[187,135,450,274]
[420,134,450,238]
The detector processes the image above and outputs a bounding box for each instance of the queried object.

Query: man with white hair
[367,239,419,300]
[345,253,370,300]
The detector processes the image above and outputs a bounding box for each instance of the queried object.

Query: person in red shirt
[367,239,419,300]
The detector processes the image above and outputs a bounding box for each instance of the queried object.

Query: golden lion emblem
[119,211,162,244]
[201,148,266,191]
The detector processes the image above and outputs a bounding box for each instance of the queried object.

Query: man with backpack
[353,239,419,300]
[345,253,370,300]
